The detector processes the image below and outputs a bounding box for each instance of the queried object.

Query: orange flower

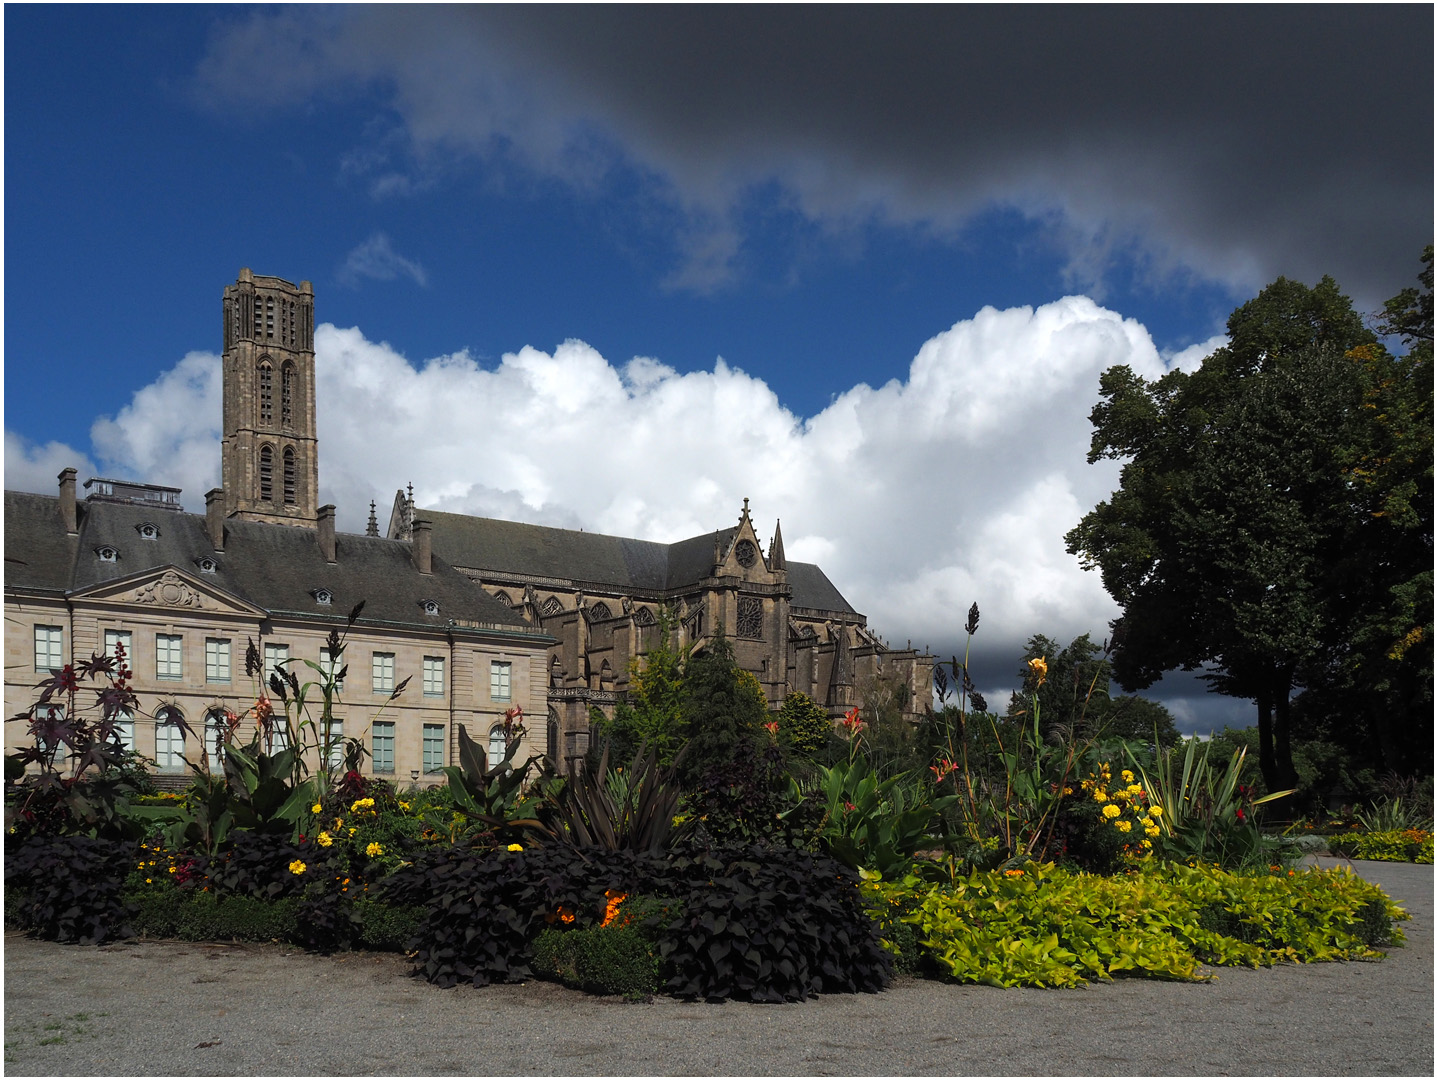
[601,890,628,928]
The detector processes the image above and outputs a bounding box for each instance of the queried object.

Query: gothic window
[737,597,764,640]
[599,660,613,686]
[283,447,296,505]
[687,607,704,639]
[590,602,612,621]
[547,710,559,763]
[549,656,564,688]
[634,607,657,627]
[281,362,295,427]
[259,445,274,502]
[252,295,263,338]
[541,596,563,617]
[493,591,512,607]
[258,360,274,425]
[264,296,275,339]
[735,539,758,568]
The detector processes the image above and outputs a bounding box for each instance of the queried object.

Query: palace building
[4,270,932,779]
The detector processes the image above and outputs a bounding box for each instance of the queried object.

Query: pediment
[70,565,267,617]
[719,513,772,579]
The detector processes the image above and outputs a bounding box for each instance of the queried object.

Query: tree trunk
[1255,682,1277,792]
[1271,667,1300,792]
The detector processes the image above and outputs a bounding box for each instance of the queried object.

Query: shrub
[652,844,892,1002]
[532,925,660,997]
[353,899,426,951]
[870,862,1406,989]
[5,835,138,944]
[128,885,299,942]
[1329,829,1434,863]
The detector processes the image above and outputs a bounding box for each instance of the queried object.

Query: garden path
[3,857,1431,1076]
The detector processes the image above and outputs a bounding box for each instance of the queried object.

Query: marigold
[289,860,307,875]
[1102,804,1121,819]
[366,842,384,858]
[601,890,628,927]
[311,803,322,814]
[506,843,523,852]
[1093,790,1108,803]
[1115,820,1132,833]
[1149,805,1162,817]
[350,797,375,813]
[317,832,333,847]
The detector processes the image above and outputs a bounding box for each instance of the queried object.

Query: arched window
[282,447,296,505]
[590,602,612,621]
[258,360,273,425]
[155,706,186,773]
[259,445,274,502]
[204,708,229,769]
[281,362,295,426]
[493,591,512,607]
[488,724,507,769]
[547,708,560,763]
[541,596,563,617]
[634,607,657,627]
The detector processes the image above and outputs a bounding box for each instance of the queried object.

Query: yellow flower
[1146,825,1161,838]
[350,797,375,813]
[348,827,357,836]
[1121,770,1134,783]
[1102,804,1121,819]
[1115,820,1132,833]
[289,860,307,875]
[311,803,322,814]
[1149,805,1162,817]
[366,842,384,858]
[1027,656,1048,687]
[1093,790,1108,803]
[507,843,523,852]
[398,801,410,812]
[168,866,177,873]
[317,832,333,847]
[1142,839,1152,849]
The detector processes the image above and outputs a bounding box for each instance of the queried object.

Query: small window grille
[314,589,332,605]
[259,446,274,502]
[422,600,440,617]
[283,447,296,505]
[281,363,294,426]
[258,362,273,424]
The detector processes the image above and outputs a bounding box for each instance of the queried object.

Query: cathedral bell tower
[220,269,318,526]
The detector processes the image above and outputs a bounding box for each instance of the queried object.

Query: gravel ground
[3,857,1432,1077]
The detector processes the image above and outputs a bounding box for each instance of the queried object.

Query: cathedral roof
[4,491,536,637]
[421,509,858,613]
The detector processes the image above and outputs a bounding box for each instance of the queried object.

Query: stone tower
[220,269,318,526]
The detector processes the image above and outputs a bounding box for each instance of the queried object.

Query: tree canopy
[1066,252,1433,790]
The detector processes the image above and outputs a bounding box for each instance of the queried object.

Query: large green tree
[593,607,689,764]
[1066,272,1383,791]
[677,628,767,786]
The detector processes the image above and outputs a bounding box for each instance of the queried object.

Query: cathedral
[4,270,933,778]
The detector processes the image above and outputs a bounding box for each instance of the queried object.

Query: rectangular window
[103,629,132,664]
[422,656,445,697]
[490,660,512,703]
[372,652,395,694]
[320,646,344,691]
[372,721,395,773]
[423,723,445,773]
[34,625,63,672]
[205,638,231,683]
[325,720,344,769]
[156,634,183,680]
[264,642,289,685]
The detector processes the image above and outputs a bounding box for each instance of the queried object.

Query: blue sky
[4,6,1432,734]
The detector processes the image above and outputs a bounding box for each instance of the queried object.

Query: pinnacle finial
[366,500,379,537]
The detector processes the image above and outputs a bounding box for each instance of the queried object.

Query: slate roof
[5,491,538,638]
[423,510,858,614]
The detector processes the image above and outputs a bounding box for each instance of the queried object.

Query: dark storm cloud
[201,5,1432,300]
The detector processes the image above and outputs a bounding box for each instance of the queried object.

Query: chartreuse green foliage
[860,863,1406,989]
[1329,829,1434,863]
[778,691,833,754]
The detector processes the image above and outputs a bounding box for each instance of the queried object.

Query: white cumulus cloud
[4,297,1215,718]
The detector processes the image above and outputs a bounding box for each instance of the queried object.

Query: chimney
[412,518,432,575]
[318,504,337,563]
[58,468,78,534]
[205,488,226,551]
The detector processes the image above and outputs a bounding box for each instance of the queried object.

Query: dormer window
[97,546,119,563]
[314,588,333,606]
[137,522,159,540]
[421,599,440,617]
[197,558,217,574]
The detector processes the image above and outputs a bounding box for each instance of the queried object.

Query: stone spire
[768,518,786,571]
[366,500,379,537]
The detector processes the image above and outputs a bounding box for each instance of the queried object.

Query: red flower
[1235,808,1246,822]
